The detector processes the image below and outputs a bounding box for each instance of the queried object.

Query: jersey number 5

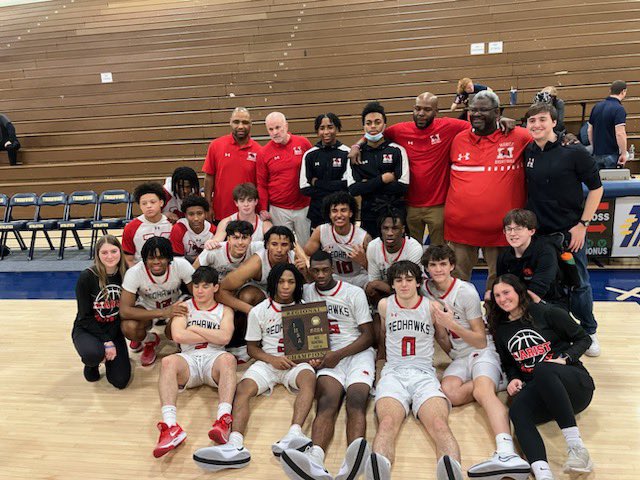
[401,336,416,357]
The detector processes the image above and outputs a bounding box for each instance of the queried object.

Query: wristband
[104,345,116,349]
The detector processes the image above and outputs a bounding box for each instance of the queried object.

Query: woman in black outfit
[72,235,131,389]
[488,274,594,480]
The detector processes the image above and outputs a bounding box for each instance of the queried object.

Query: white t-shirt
[121,214,173,263]
[367,236,423,282]
[245,298,295,356]
[180,299,226,354]
[303,281,372,351]
[319,223,368,287]
[122,257,194,310]
[197,241,264,280]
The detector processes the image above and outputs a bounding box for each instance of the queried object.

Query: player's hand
[270,355,297,370]
[430,301,456,330]
[618,151,628,166]
[165,301,188,318]
[381,172,396,184]
[309,358,323,370]
[507,379,523,396]
[527,290,542,303]
[319,351,341,369]
[166,212,179,225]
[348,144,363,165]
[348,244,367,266]
[103,341,117,361]
[204,239,222,250]
[483,289,491,302]
[498,117,516,134]
[561,133,580,145]
[567,223,587,252]
[259,210,271,221]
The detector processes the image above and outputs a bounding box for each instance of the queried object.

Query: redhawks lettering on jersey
[180,300,226,355]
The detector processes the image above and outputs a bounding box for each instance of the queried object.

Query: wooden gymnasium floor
[1,300,638,479]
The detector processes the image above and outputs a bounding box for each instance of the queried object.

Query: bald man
[203,107,262,222]
[257,112,313,245]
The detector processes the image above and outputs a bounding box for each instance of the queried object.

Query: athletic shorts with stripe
[317,347,375,389]
[241,360,314,395]
[443,346,502,386]
[178,350,227,390]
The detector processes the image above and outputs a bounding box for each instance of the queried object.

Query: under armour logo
[458,152,470,161]
[274,155,280,160]
[224,152,231,157]
[407,141,414,145]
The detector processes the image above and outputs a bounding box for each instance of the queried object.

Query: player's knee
[316,392,342,415]
[298,370,316,391]
[121,322,143,341]
[236,379,256,398]
[108,373,131,390]
[218,353,237,371]
[345,390,369,414]
[472,382,495,403]
[160,355,179,371]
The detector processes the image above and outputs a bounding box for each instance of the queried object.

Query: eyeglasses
[468,107,495,114]
[503,226,527,233]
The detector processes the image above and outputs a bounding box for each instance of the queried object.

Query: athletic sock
[217,402,232,419]
[310,445,325,464]
[531,460,552,479]
[229,431,244,448]
[161,405,177,427]
[143,331,157,344]
[288,424,303,437]
[561,426,584,448]
[495,433,516,455]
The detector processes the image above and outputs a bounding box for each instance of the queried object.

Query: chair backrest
[35,192,67,221]
[8,192,38,221]
[95,189,131,221]
[64,191,98,221]
[0,194,8,222]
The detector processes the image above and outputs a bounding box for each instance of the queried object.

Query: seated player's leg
[335,381,372,480]
[208,352,238,444]
[154,354,191,458]
[364,396,407,480]
[121,318,153,343]
[441,357,474,406]
[227,285,265,360]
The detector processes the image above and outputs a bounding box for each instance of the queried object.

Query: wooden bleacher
[0,0,639,198]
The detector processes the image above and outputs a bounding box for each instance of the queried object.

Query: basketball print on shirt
[93,284,122,323]
[507,329,552,373]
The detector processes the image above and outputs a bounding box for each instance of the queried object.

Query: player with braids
[488,274,595,480]
[163,166,201,223]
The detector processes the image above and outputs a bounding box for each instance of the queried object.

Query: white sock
[531,460,552,478]
[228,431,244,448]
[143,331,156,343]
[288,424,303,437]
[496,433,516,455]
[161,405,177,427]
[217,402,232,419]
[310,445,325,464]
[561,426,584,448]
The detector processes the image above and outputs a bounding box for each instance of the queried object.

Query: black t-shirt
[73,268,123,342]
[493,302,592,382]
[525,138,602,235]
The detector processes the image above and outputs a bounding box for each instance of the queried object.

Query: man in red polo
[257,112,312,245]
[446,91,532,289]
[203,107,261,222]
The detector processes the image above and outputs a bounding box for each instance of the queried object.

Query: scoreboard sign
[586,200,615,257]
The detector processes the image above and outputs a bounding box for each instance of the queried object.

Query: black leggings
[509,361,594,463]
[72,328,131,389]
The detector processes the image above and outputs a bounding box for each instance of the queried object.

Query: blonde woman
[71,235,131,389]
[450,77,491,114]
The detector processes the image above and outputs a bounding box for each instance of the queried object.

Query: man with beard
[203,107,261,222]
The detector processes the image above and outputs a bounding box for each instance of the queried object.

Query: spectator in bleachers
[203,107,261,223]
[347,101,409,238]
[257,112,313,245]
[122,182,172,266]
[534,86,565,133]
[299,113,350,229]
[587,80,628,169]
[450,77,491,116]
[169,195,216,263]
[0,113,21,166]
[162,166,200,224]
[524,102,603,356]
[445,91,531,289]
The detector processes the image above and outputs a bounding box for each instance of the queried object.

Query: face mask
[364,131,384,142]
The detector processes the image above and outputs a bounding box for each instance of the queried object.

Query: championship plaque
[281,301,331,363]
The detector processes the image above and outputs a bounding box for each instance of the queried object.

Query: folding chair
[0,192,38,260]
[58,190,98,260]
[90,189,131,258]
[26,192,67,260]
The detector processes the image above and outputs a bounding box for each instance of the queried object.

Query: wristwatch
[579,219,590,227]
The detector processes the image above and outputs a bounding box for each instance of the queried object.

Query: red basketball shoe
[141,333,160,366]
[153,422,186,458]
[208,413,233,444]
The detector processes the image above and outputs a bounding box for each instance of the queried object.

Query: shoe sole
[153,432,187,458]
[336,438,370,480]
[468,470,530,480]
[193,452,250,471]
[368,453,391,480]
[272,438,313,457]
[280,451,332,480]
[564,460,594,473]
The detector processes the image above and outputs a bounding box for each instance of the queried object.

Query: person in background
[162,166,201,224]
[588,80,628,169]
[450,78,491,116]
[534,87,565,133]
[0,113,21,166]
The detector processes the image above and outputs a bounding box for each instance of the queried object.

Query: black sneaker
[83,365,100,382]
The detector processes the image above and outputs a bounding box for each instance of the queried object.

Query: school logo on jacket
[332,157,342,167]
[247,152,257,162]
[382,153,393,163]
[527,157,535,168]
[497,144,515,160]
[430,134,441,145]
[294,146,303,155]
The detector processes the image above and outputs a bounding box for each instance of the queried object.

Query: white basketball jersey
[122,257,194,310]
[303,281,372,351]
[256,248,296,289]
[366,237,424,282]
[230,213,265,242]
[245,298,295,356]
[422,278,487,359]
[197,241,263,280]
[319,223,368,287]
[175,218,215,257]
[180,299,226,354]
[384,295,435,372]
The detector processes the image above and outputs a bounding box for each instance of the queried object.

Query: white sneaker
[563,445,594,473]
[364,452,391,480]
[281,447,333,480]
[534,465,555,480]
[193,443,251,471]
[335,437,371,480]
[436,455,464,480]
[585,334,601,357]
[467,452,530,479]
[272,432,313,457]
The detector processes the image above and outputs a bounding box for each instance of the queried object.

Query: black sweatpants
[1,142,20,165]
[509,361,594,463]
[72,328,131,389]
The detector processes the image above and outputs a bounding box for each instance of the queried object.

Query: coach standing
[588,80,628,169]
[257,112,312,245]
[202,107,261,222]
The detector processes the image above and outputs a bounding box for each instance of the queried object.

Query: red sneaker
[208,413,233,444]
[129,340,143,353]
[141,333,160,366]
[153,422,186,458]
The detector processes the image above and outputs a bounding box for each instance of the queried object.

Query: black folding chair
[90,189,131,258]
[58,190,98,260]
[0,192,37,260]
[26,192,67,260]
